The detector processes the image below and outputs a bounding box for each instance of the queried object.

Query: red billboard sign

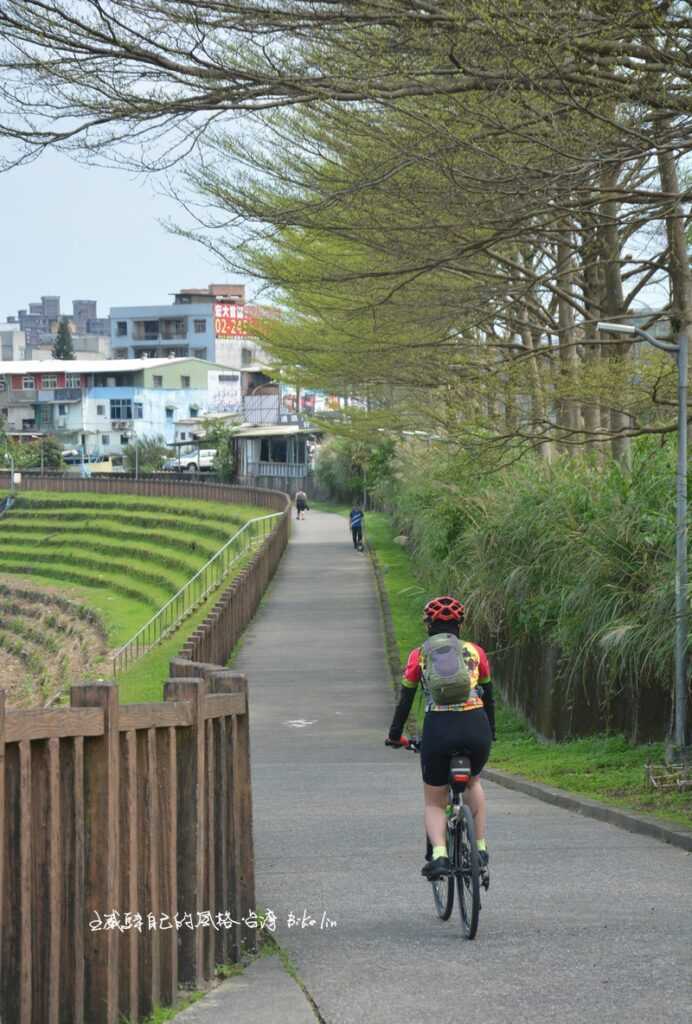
[213,303,257,339]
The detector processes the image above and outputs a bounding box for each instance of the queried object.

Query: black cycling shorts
[420,708,492,786]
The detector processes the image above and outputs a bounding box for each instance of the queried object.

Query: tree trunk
[520,299,554,462]
[579,207,604,452]
[599,166,632,468]
[557,226,582,447]
[657,139,692,428]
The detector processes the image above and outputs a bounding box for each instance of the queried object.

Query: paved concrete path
[230,510,692,1024]
[173,956,315,1024]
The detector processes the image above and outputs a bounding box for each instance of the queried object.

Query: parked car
[61,449,83,465]
[163,449,217,472]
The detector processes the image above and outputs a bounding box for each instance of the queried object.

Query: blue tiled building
[110,302,218,361]
[110,283,248,362]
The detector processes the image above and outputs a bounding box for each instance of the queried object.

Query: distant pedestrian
[349,503,364,550]
[295,489,309,520]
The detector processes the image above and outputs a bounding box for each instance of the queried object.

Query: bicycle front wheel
[456,805,481,939]
[431,824,455,921]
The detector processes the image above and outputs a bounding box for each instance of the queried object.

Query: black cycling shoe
[426,856,451,880]
[421,859,432,878]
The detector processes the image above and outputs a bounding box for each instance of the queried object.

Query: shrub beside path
[189,510,692,1024]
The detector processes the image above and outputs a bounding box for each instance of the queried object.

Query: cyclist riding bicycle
[387,595,495,881]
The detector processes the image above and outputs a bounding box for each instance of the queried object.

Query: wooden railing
[0,475,291,1021]
[175,500,291,667]
[0,472,288,511]
[112,512,283,675]
[0,471,292,687]
[0,667,256,1024]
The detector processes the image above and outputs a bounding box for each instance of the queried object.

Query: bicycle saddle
[449,755,472,792]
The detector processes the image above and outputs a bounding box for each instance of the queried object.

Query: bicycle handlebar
[385,736,420,753]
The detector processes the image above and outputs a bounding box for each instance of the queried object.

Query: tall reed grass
[380,438,686,724]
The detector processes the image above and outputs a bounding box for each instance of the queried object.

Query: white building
[0,326,26,361]
[0,356,230,457]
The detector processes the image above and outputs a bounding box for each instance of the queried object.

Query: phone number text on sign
[214,303,254,339]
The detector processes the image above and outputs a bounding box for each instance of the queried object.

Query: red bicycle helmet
[423,595,465,623]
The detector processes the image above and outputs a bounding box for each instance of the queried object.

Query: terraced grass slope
[0,579,108,707]
[0,490,265,653]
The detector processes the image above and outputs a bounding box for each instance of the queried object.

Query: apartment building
[9,296,110,345]
[0,327,26,361]
[0,357,230,457]
[110,283,276,370]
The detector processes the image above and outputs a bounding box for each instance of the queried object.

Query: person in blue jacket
[349,503,364,550]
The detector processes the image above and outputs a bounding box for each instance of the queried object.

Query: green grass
[316,503,692,832]
[0,490,265,651]
[0,485,266,704]
[133,991,205,1023]
[0,546,180,597]
[1,529,211,576]
[9,491,252,522]
[1,520,222,558]
[0,582,109,706]
[116,591,220,702]
[117,548,255,703]
[491,705,692,828]
[361,512,428,662]
[0,567,155,646]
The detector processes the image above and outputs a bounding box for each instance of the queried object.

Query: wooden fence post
[209,671,256,956]
[163,678,206,987]
[70,682,120,1024]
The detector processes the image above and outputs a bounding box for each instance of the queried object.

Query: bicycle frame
[386,736,482,938]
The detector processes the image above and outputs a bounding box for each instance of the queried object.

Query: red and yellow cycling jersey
[402,640,491,712]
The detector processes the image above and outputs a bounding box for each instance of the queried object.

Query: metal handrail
[111,511,283,675]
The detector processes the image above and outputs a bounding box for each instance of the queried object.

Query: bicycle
[386,736,485,939]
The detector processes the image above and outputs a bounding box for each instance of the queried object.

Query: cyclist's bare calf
[424,783,449,849]
[424,777,486,850]
[463,776,486,840]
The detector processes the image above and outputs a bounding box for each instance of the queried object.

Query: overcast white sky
[0,150,251,322]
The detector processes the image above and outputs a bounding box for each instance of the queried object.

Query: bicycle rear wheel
[431,823,455,920]
[456,805,481,939]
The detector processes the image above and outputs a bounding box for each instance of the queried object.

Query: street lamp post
[598,321,689,754]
